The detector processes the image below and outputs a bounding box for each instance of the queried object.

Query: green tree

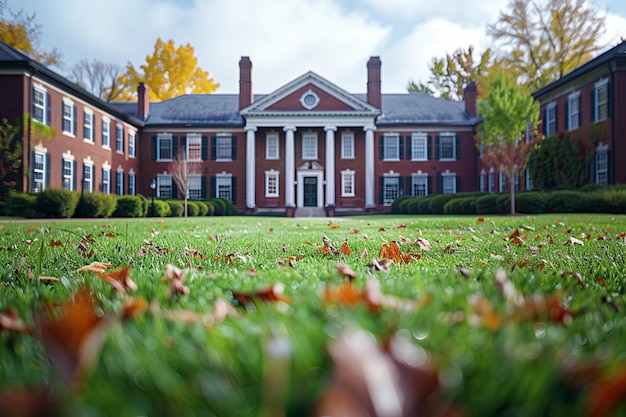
[0,117,22,199]
[0,0,61,65]
[116,38,220,101]
[477,72,540,214]
[487,0,606,91]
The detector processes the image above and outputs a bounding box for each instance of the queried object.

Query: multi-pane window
[479,173,486,192]
[382,176,400,206]
[488,171,495,193]
[442,174,456,194]
[596,151,608,184]
[102,169,111,194]
[439,134,456,160]
[188,175,202,199]
[32,151,46,192]
[411,175,428,197]
[116,125,124,153]
[266,134,279,159]
[568,93,580,130]
[302,134,317,160]
[83,164,94,192]
[594,80,608,122]
[383,134,399,160]
[128,132,136,157]
[187,134,202,161]
[62,159,73,190]
[525,168,532,190]
[116,171,124,195]
[411,133,428,160]
[341,133,354,159]
[32,86,46,124]
[216,175,232,200]
[216,136,233,160]
[265,171,279,197]
[83,110,94,142]
[499,171,507,192]
[341,170,355,197]
[158,134,173,161]
[102,119,110,148]
[157,175,172,199]
[546,103,557,136]
[128,172,136,196]
[62,101,75,135]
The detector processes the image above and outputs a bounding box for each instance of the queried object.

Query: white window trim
[594,79,609,122]
[383,133,400,161]
[128,170,136,196]
[83,108,94,143]
[498,170,507,193]
[156,173,172,198]
[411,132,428,161]
[341,133,355,159]
[410,172,428,197]
[382,171,401,206]
[187,175,202,199]
[116,125,124,154]
[439,132,456,161]
[32,84,47,125]
[116,169,124,195]
[102,117,111,149]
[266,134,279,160]
[157,133,173,162]
[546,102,557,136]
[341,169,356,197]
[185,133,202,161]
[265,170,280,197]
[62,99,75,137]
[567,92,580,131]
[216,133,233,161]
[595,143,609,184]
[441,171,457,194]
[83,163,94,192]
[302,133,318,160]
[216,172,233,200]
[128,131,136,158]
[102,168,111,194]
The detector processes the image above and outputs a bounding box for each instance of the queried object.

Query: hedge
[5,191,36,218]
[36,188,79,218]
[113,196,144,218]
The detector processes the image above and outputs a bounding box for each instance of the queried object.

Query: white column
[245,126,257,209]
[324,126,336,207]
[364,125,376,208]
[284,126,296,207]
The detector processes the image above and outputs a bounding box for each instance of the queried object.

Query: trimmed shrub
[598,189,626,213]
[138,195,150,217]
[77,192,117,218]
[152,200,171,217]
[444,197,477,214]
[195,201,209,216]
[204,201,215,216]
[406,199,422,214]
[546,190,589,213]
[428,194,457,214]
[475,194,505,214]
[221,198,236,215]
[186,201,200,217]
[168,201,184,217]
[496,194,511,214]
[579,184,610,193]
[391,195,412,214]
[0,201,5,215]
[515,192,548,214]
[417,197,434,214]
[210,198,227,216]
[36,188,79,218]
[113,196,143,218]
[5,191,36,218]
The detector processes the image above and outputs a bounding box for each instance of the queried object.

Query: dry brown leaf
[231,283,290,305]
[565,236,585,246]
[367,258,393,272]
[162,264,190,296]
[0,307,32,334]
[150,298,240,327]
[414,237,432,251]
[468,295,503,331]
[96,266,137,293]
[120,297,148,320]
[335,263,356,281]
[75,261,114,274]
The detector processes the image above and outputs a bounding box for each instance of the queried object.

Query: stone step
[294,207,327,218]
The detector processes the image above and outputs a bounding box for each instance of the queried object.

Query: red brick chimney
[464,80,477,116]
[239,56,253,109]
[367,56,381,108]
[137,82,149,120]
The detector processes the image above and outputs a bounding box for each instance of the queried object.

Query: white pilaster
[364,125,376,208]
[284,126,296,207]
[324,126,336,207]
[245,126,257,209]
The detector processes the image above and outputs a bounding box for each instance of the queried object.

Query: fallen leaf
[162,264,190,296]
[336,263,356,281]
[414,237,432,251]
[96,266,137,293]
[75,262,114,275]
[565,236,584,246]
[231,283,290,305]
[0,308,32,334]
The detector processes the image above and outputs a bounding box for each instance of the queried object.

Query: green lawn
[0,214,625,416]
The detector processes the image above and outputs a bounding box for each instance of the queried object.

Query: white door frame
[297,170,323,208]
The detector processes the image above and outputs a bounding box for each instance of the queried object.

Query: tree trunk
[510,184,516,215]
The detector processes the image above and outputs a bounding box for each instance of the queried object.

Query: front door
[303,177,317,207]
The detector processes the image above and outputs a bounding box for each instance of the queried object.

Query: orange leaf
[48,240,63,247]
[162,264,190,296]
[75,262,114,275]
[0,308,32,334]
[380,240,403,262]
[468,296,503,331]
[586,365,626,417]
[324,282,364,308]
[96,266,137,293]
[335,263,356,281]
[231,283,290,305]
[477,217,485,222]
[340,241,352,255]
[120,297,148,320]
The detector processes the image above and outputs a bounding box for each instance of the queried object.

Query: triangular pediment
[241,71,379,115]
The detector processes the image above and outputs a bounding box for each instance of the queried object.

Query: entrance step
[294,207,326,218]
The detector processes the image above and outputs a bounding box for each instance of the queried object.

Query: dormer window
[300,90,320,110]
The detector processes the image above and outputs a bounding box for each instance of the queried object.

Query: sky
[6,0,626,95]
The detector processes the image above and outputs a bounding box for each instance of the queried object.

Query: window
[546,103,557,136]
[382,134,399,160]
[83,164,94,192]
[382,176,400,206]
[567,93,580,130]
[488,171,495,193]
[216,135,234,160]
[157,175,172,198]
[83,109,94,142]
[62,159,74,190]
[411,175,428,197]
[441,173,456,194]
[439,134,456,160]
[128,132,136,158]
[32,85,47,124]
[128,172,136,195]
[187,134,201,161]
[266,134,279,159]
[499,171,507,192]
[594,80,608,122]
[62,101,75,135]
[479,173,486,192]
[102,119,110,148]
[188,175,202,199]
[525,168,532,190]
[302,134,317,160]
[341,133,354,159]
[116,125,124,153]
[157,134,173,161]
[32,151,47,192]
[513,171,520,192]
[596,151,608,184]
[216,175,233,200]
[116,171,124,195]
[341,170,355,197]
[265,170,279,197]
[411,133,428,161]
[102,168,111,194]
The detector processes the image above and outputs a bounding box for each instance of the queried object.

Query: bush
[186,201,200,217]
[195,201,209,216]
[204,201,215,216]
[406,199,422,214]
[76,192,117,218]
[113,196,144,218]
[496,194,511,214]
[0,201,5,216]
[222,198,236,215]
[151,200,170,217]
[515,192,548,214]
[546,190,590,213]
[444,197,478,214]
[391,195,412,214]
[138,195,150,217]
[598,189,626,213]
[417,197,434,214]
[5,191,36,218]
[210,198,227,216]
[36,188,79,218]
[475,194,505,214]
[167,201,184,217]
[428,194,457,214]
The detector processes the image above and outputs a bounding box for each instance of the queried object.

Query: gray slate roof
[373,93,480,126]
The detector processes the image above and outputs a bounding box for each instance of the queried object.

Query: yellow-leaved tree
[116,37,220,101]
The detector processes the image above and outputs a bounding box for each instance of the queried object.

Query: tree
[477,72,540,214]
[68,59,125,101]
[0,117,22,200]
[169,151,200,217]
[487,0,606,91]
[407,46,493,100]
[116,38,220,101]
[0,0,61,66]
